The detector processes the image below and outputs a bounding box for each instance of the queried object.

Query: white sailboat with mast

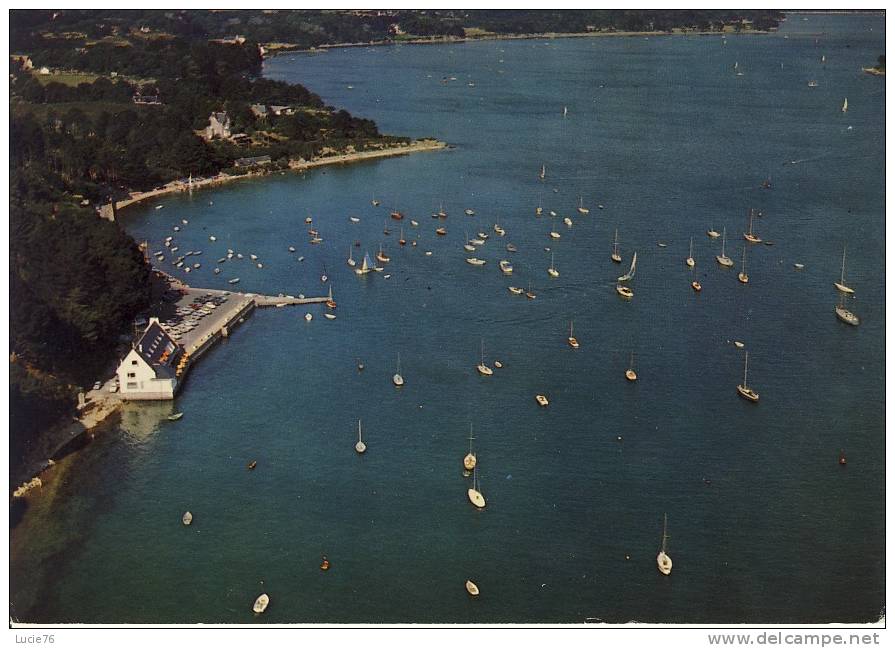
[547,251,559,278]
[625,352,637,381]
[686,237,695,268]
[834,244,854,294]
[736,351,759,402]
[392,353,404,386]
[835,293,860,326]
[476,339,493,376]
[347,246,356,267]
[716,228,734,267]
[463,424,477,471]
[841,97,848,113]
[567,321,579,349]
[738,245,749,284]
[657,514,673,575]
[743,209,762,243]
[355,420,366,454]
[467,466,486,508]
[616,251,636,299]
[354,251,373,275]
[611,228,622,263]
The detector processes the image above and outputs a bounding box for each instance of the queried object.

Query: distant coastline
[263,27,771,58]
[110,139,447,215]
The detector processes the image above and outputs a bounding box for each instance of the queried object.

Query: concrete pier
[165,286,330,383]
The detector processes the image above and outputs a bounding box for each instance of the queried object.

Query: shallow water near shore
[11,14,885,624]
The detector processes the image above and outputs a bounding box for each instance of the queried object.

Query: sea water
[11,14,885,624]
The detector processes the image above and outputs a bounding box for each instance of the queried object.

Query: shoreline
[263,27,772,58]
[108,138,447,216]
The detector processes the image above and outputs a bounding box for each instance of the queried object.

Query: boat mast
[661,513,669,553]
[743,352,749,388]
[468,424,475,454]
[358,419,362,442]
[741,245,747,273]
[841,245,847,284]
[721,227,727,257]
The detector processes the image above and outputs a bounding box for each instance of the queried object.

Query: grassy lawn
[33,71,100,87]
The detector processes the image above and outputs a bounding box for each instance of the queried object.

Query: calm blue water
[11,14,885,624]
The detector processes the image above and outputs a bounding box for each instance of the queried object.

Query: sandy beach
[108,139,447,217]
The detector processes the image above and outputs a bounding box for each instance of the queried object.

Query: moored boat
[656,514,673,575]
[253,594,269,614]
[736,351,759,402]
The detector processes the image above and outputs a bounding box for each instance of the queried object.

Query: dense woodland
[9,9,783,480]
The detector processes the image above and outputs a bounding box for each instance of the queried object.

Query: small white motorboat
[253,594,269,614]
[465,580,480,596]
[304,313,313,322]
[182,511,193,525]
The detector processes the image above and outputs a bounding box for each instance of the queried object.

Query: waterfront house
[250,103,269,119]
[116,318,185,400]
[205,111,232,140]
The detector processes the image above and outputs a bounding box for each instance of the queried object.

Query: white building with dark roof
[205,111,232,140]
[116,318,186,400]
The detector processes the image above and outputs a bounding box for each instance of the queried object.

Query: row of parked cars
[163,293,229,341]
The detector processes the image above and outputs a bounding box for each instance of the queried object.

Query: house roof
[135,321,183,377]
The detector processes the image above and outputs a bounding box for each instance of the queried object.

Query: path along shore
[262,26,771,57]
[106,138,447,217]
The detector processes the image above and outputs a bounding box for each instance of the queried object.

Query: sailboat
[625,352,637,381]
[347,246,356,267]
[743,209,762,243]
[548,252,559,278]
[525,281,537,300]
[707,226,720,238]
[611,229,622,263]
[539,164,546,180]
[567,321,579,349]
[476,339,493,376]
[355,420,367,454]
[616,252,636,299]
[536,194,543,216]
[326,285,337,309]
[437,202,447,219]
[392,353,404,386]
[376,244,390,264]
[355,251,373,275]
[467,466,486,508]
[835,293,860,326]
[833,245,854,294]
[463,424,477,471]
[841,97,848,113]
[736,351,759,402]
[563,105,568,118]
[617,251,637,282]
[716,228,734,267]
[656,514,673,575]
[738,245,749,284]
[577,196,590,215]
[398,227,406,246]
[686,237,695,268]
